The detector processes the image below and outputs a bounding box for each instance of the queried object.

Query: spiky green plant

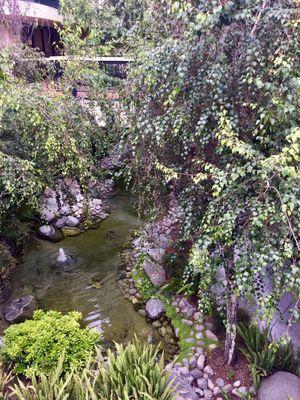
[238,323,299,391]
[10,337,175,400]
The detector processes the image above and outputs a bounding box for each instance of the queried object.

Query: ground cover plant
[3,337,174,400]
[1,310,99,377]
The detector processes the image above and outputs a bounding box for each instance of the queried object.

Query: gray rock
[205,329,218,342]
[145,299,165,319]
[232,386,247,396]
[203,365,214,376]
[197,324,205,331]
[197,354,205,370]
[167,371,199,400]
[3,295,36,323]
[215,378,225,387]
[189,356,197,369]
[138,309,146,317]
[182,319,193,326]
[143,259,166,287]
[194,388,203,396]
[154,234,172,249]
[197,378,208,390]
[65,216,80,227]
[190,368,203,380]
[196,332,203,339]
[233,380,241,388]
[203,389,213,399]
[194,311,201,321]
[185,338,195,343]
[146,247,165,263]
[258,372,300,400]
[223,384,232,392]
[207,378,214,390]
[213,386,221,395]
[38,225,55,236]
[178,367,189,376]
[55,216,67,228]
[38,225,63,242]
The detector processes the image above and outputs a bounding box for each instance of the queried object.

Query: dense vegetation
[2,310,99,377]
[0,338,174,400]
[0,0,299,396]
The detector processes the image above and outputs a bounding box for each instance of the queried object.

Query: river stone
[206,329,218,342]
[168,371,199,400]
[55,216,67,228]
[145,299,165,319]
[258,372,300,400]
[143,259,166,287]
[3,295,36,323]
[61,227,81,237]
[65,216,80,227]
[38,225,63,242]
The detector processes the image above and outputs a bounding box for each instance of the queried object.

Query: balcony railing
[32,0,59,8]
[48,56,133,79]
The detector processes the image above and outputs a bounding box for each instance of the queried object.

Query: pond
[0,193,154,344]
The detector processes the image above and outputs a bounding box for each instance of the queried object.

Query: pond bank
[0,193,155,346]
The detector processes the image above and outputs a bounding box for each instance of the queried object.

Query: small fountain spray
[57,248,68,264]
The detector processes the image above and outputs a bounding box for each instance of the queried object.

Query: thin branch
[250,0,268,38]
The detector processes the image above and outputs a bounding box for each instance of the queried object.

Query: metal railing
[47,56,133,80]
[32,0,59,8]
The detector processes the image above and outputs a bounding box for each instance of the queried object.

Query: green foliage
[238,323,299,390]
[119,0,300,362]
[0,243,16,281]
[165,303,197,362]
[131,254,156,300]
[1,310,99,377]
[0,44,115,233]
[98,337,174,400]
[9,337,175,400]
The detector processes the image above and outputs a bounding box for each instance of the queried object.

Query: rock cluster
[38,178,113,240]
[117,264,178,356]
[131,199,184,286]
[166,296,248,400]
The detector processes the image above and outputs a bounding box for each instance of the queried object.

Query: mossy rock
[61,227,81,237]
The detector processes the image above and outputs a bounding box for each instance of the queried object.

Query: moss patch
[164,303,197,362]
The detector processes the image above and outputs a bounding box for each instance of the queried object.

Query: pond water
[0,193,154,344]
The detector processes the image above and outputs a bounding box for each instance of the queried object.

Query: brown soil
[207,341,258,399]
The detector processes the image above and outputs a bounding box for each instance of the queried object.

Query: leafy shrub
[10,337,175,400]
[0,243,16,281]
[238,323,299,390]
[1,310,99,377]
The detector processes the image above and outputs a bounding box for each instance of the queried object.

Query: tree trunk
[224,287,237,366]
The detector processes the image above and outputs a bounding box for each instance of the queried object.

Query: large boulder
[143,259,166,287]
[145,299,165,320]
[258,372,300,400]
[3,295,36,324]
